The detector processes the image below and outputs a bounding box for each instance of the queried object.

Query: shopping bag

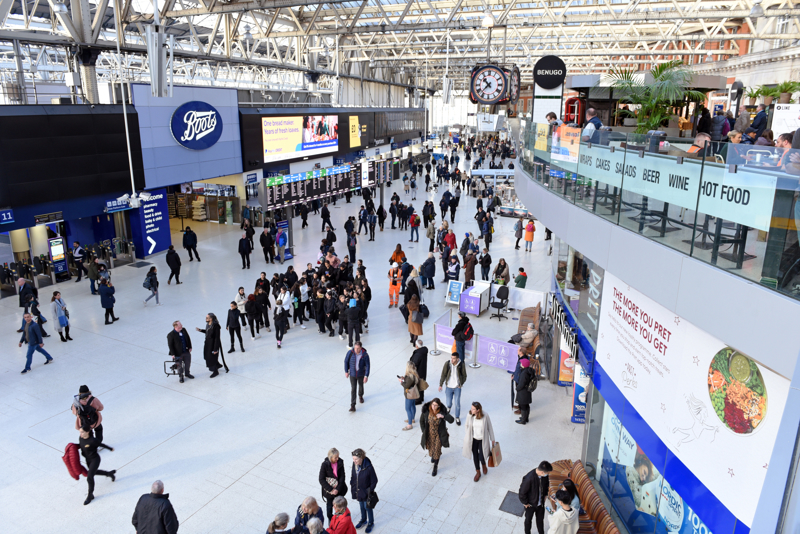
[488,442,502,468]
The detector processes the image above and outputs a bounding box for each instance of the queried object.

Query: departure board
[260,164,362,211]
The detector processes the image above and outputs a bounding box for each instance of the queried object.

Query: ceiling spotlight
[750,0,765,18]
[481,9,495,28]
[52,0,68,14]
[706,50,712,57]
[243,25,254,45]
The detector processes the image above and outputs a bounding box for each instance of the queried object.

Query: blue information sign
[129,189,172,258]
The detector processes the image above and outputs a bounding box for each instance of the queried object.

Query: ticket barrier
[112,238,136,266]
[0,262,16,297]
[32,256,56,287]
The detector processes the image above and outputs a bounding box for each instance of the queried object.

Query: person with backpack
[376,205,386,232]
[451,311,473,363]
[183,226,200,261]
[516,358,536,425]
[72,385,113,450]
[409,210,421,243]
[27,293,49,338]
[143,266,160,306]
[321,204,334,231]
[410,176,417,200]
[366,210,377,241]
[348,232,358,264]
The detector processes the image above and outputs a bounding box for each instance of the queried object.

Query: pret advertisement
[262,115,339,163]
[594,272,790,527]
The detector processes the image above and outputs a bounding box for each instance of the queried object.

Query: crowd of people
[16,134,582,534]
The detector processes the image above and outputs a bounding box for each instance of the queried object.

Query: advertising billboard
[595,272,791,527]
[262,115,339,163]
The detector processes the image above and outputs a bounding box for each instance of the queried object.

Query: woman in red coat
[326,496,357,534]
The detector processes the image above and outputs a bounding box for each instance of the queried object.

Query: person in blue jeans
[400,362,421,430]
[19,313,53,374]
[350,448,378,533]
[409,211,420,242]
[438,352,467,425]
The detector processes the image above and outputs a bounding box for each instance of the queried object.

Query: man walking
[518,461,553,534]
[132,480,179,534]
[238,232,252,269]
[72,241,88,282]
[438,352,467,426]
[321,203,334,231]
[72,385,113,451]
[183,226,200,261]
[18,312,53,374]
[346,298,362,348]
[260,228,275,264]
[451,311,472,363]
[344,341,370,412]
[167,320,194,383]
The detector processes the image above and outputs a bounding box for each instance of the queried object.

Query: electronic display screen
[260,164,361,211]
[262,115,339,163]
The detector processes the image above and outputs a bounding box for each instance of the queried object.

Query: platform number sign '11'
[0,209,14,224]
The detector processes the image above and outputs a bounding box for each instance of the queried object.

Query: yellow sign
[262,116,303,163]
[535,123,549,152]
[349,116,361,148]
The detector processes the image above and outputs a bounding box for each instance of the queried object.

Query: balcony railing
[520,121,800,302]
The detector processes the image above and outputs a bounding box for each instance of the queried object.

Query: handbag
[325,476,338,495]
[418,377,429,391]
[406,383,420,400]
[366,491,379,509]
[488,442,503,468]
[58,315,69,328]
[411,310,423,324]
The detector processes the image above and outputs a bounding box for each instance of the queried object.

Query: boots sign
[170,101,224,150]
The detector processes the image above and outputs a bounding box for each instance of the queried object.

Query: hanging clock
[470,64,508,105]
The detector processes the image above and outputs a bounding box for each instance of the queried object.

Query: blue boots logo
[170,101,223,150]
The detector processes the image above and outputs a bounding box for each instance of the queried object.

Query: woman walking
[406,294,423,345]
[399,361,420,431]
[51,291,73,341]
[98,279,119,325]
[514,218,524,250]
[78,426,116,505]
[524,219,536,251]
[462,402,496,482]
[197,313,225,377]
[319,447,348,523]
[244,294,261,341]
[143,267,160,306]
[420,397,454,477]
[350,448,378,532]
[274,298,290,348]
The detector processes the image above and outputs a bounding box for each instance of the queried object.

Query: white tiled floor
[0,156,581,534]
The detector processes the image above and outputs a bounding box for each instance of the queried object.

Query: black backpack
[75,396,99,429]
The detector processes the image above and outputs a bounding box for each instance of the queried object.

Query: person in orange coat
[326,496,357,534]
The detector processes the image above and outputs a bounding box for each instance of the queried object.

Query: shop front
[545,234,792,534]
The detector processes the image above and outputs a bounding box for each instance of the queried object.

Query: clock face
[472,66,507,105]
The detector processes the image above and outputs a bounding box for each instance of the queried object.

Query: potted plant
[746,88,760,106]
[777,81,800,104]
[600,60,706,134]
[760,86,780,106]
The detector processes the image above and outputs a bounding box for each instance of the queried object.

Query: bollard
[468,334,481,369]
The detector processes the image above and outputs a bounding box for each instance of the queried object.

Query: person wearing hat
[515,358,534,425]
[459,233,471,264]
[742,127,758,145]
[346,298,362,349]
[388,262,401,308]
[72,385,114,451]
[463,251,478,287]
[399,257,413,295]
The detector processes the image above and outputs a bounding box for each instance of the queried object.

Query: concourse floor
[0,160,580,534]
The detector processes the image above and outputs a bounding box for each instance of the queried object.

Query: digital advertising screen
[262,115,339,163]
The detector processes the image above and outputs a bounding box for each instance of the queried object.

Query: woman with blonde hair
[399,361,420,431]
[50,291,72,342]
[462,401,496,482]
[266,512,291,533]
[293,496,324,534]
[319,447,348,522]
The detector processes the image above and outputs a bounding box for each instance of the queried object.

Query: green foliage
[759,86,780,99]
[776,81,800,95]
[746,87,761,99]
[599,60,707,134]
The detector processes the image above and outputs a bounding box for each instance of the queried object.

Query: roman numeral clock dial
[470,65,508,105]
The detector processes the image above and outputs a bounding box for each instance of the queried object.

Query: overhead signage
[106,198,132,213]
[259,164,362,210]
[595,272,790,527]
[129,188,171,257]
[34,211,63,225]
[243,172,259,185]
[48,237,69,274]
[0,208,14,224]
[533,55,567,90]
[262,115,339,163]
[170,101,223,151]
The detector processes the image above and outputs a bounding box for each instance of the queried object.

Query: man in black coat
[166,320,193,383]
[182,227,200,261]
[165,245,182,285]
[299,203,309,229]
[410,340,428,405]
[518,461,553,534]
[326,227,338,249]
[197,313,225,377]
[321,204,334,231]
[132,480,179,534]
[260,228,275,264]
[346,299,362,348]
[238,233,252,269]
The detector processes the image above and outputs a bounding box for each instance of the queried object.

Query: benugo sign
[575,145,777,231]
